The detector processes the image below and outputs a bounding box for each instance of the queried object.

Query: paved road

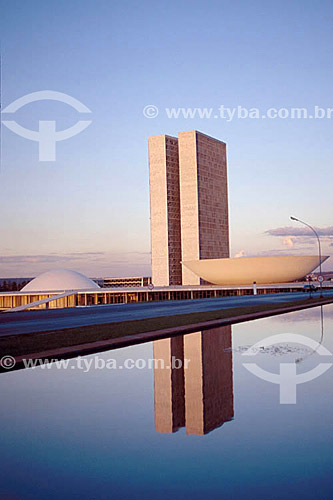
[1,291,333,337]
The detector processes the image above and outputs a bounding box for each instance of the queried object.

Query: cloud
[0,250,151,278]
[0,251,151,266]
[282,237,295,248]
[0,252,105,265]
[249,248,313,257]
[266,226,333,252]
[266,226,333,237]
[234,250,246,258]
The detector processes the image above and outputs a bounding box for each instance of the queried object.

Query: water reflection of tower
[153,336,185,433]
[153,326,234,435]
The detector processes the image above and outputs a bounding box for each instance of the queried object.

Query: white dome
[21,269,100,292]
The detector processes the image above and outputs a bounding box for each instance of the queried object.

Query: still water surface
[0,305,332,499]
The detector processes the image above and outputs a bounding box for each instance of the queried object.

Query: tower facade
[148,130,229,286]
[178,130,229,285]
[148,134,182,286]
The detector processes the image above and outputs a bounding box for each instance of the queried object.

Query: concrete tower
[148,134,182,286]
[148,130,229,286]
[178,130,229,285]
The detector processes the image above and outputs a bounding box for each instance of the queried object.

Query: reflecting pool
[0,305,332,499]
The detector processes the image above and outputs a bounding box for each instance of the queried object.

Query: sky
[0,0,332,277]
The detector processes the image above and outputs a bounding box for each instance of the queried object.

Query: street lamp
[290,216,323,297]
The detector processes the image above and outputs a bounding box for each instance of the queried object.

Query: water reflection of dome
[21,269,100,292]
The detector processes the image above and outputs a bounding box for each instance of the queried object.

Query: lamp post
[290,216,323,297]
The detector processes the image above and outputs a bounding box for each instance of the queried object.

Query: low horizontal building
[1,282,332,311]
[1,267,331,312]
[98,276,152,288]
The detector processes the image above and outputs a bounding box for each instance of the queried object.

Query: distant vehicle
[303,284,318,293]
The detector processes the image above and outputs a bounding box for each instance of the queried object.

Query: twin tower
[149,130,230,286]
